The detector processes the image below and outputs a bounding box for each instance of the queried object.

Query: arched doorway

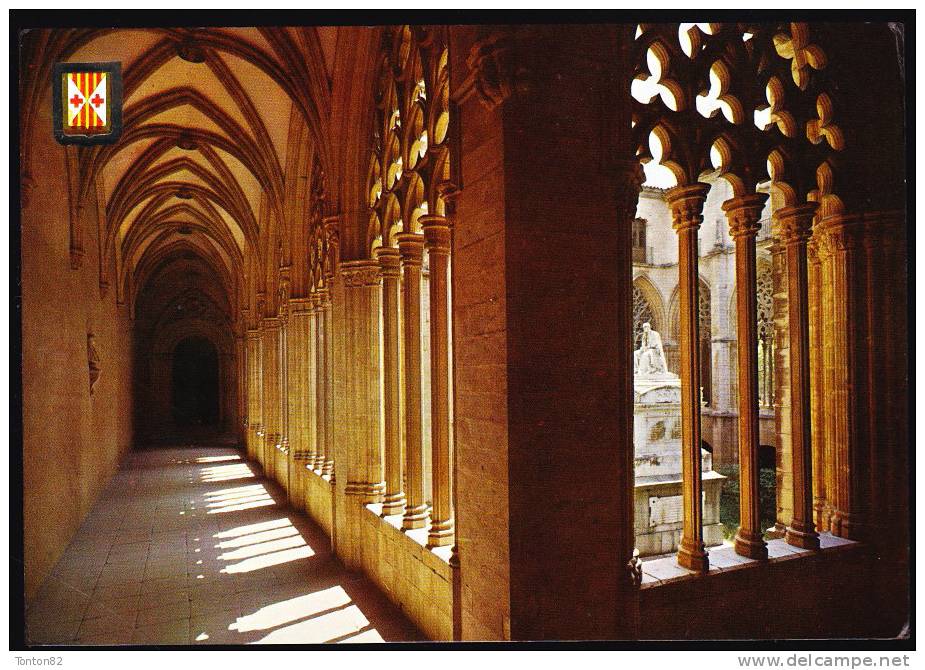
[171,336,220,428]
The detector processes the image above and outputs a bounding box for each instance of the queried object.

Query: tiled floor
[26,445,424,646]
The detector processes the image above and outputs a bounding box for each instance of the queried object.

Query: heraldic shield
[52,61,123,145]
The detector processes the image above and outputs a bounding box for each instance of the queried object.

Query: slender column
[288,299,313,504]
[422,216,454,547]
[322,288,335,478]
[777,203,821,550]
[819,234,838,532]
[807,238,828,530]
[340,262,384,501]
[262,318,281,473]
[377,246,406,516]
[398,233,429,529]
[278,309,289,486]
[723,193,769,560]
[312,292,326,472]
[667,183,710,573]
[245,329,262,462]
[303,295,318,469]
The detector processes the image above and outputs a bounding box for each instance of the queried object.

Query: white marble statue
[634,322,668,376]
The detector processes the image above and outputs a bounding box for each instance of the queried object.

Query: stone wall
[21,98,134,599]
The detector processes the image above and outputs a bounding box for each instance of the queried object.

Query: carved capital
[288,297,314,314]
[437,180,462,205]
[340,260,380,287]
[666,183,711,232]
[465,30,530,110]
[420,215,452,254]
[396,232,425,266]
[375,246,401,278]
[774,202,818,245]
[613,160,645,217]
[722,192,769,239]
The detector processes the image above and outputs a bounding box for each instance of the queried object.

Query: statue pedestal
[634,374,726,557]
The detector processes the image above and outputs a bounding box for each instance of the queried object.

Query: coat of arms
[52,61,122,145]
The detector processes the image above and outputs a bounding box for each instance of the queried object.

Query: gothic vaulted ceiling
[23,27,340,315]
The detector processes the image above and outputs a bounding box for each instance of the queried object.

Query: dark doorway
[171,336,219,427]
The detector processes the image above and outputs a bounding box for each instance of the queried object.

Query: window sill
[363,502,454,568]
[303,464,332,483]
[639,532,859,589]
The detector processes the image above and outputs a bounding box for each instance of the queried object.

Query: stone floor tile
[25,445,422,645]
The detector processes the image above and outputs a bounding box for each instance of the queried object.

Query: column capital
[262,316,281,331]
[722,192,769,239]
[613,160,645,210]
[374,245,401,277]
[340,259,381,287]
[773,202,818,244]
[288,297,314,313]
[421,215,452,253]
[396,232,425,265]
[666,182,711,232]
[463,28,526,110]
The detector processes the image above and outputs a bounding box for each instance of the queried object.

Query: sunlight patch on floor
[217,534,307,561]
[231,586,352,632]
[220,545,315,573]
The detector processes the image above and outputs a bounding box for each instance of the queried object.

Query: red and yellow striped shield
[53,61,122,144]
[64,71,109,132]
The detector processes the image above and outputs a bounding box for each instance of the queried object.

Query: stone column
[769,237,793,537]
[304,294,318,471]
[321,288,336,478]
[776,203,820,551]
[340,261,384,502]
[245,329,262,462]
[235,332,246,444]
[723,193,770,560]
[278,309,289,488]
[818,234,837,532]
[806,238,828,530]
[287,298,313,507]
[312,293,325,472]
[422,215,454,547]
[667,182,711,572]
[262,318,281,475]
[376,246,406,516]
[397,233,429,529]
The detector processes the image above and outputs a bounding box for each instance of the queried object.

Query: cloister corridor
[25,445,423,646]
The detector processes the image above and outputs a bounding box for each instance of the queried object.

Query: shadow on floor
[25,445,424,646]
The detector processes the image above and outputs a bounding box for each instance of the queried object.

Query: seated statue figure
[634,322,668,376]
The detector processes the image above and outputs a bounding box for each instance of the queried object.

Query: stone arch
[632,274,667,348]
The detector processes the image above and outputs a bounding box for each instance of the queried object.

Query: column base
[677,539,709,572]
[402,504,429,530]
[785,521,821,550]
[381,493,406,517]
[831,510,866,542]
[734,530,768,560]
[427,518,454,547]
[362,482,385,504]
